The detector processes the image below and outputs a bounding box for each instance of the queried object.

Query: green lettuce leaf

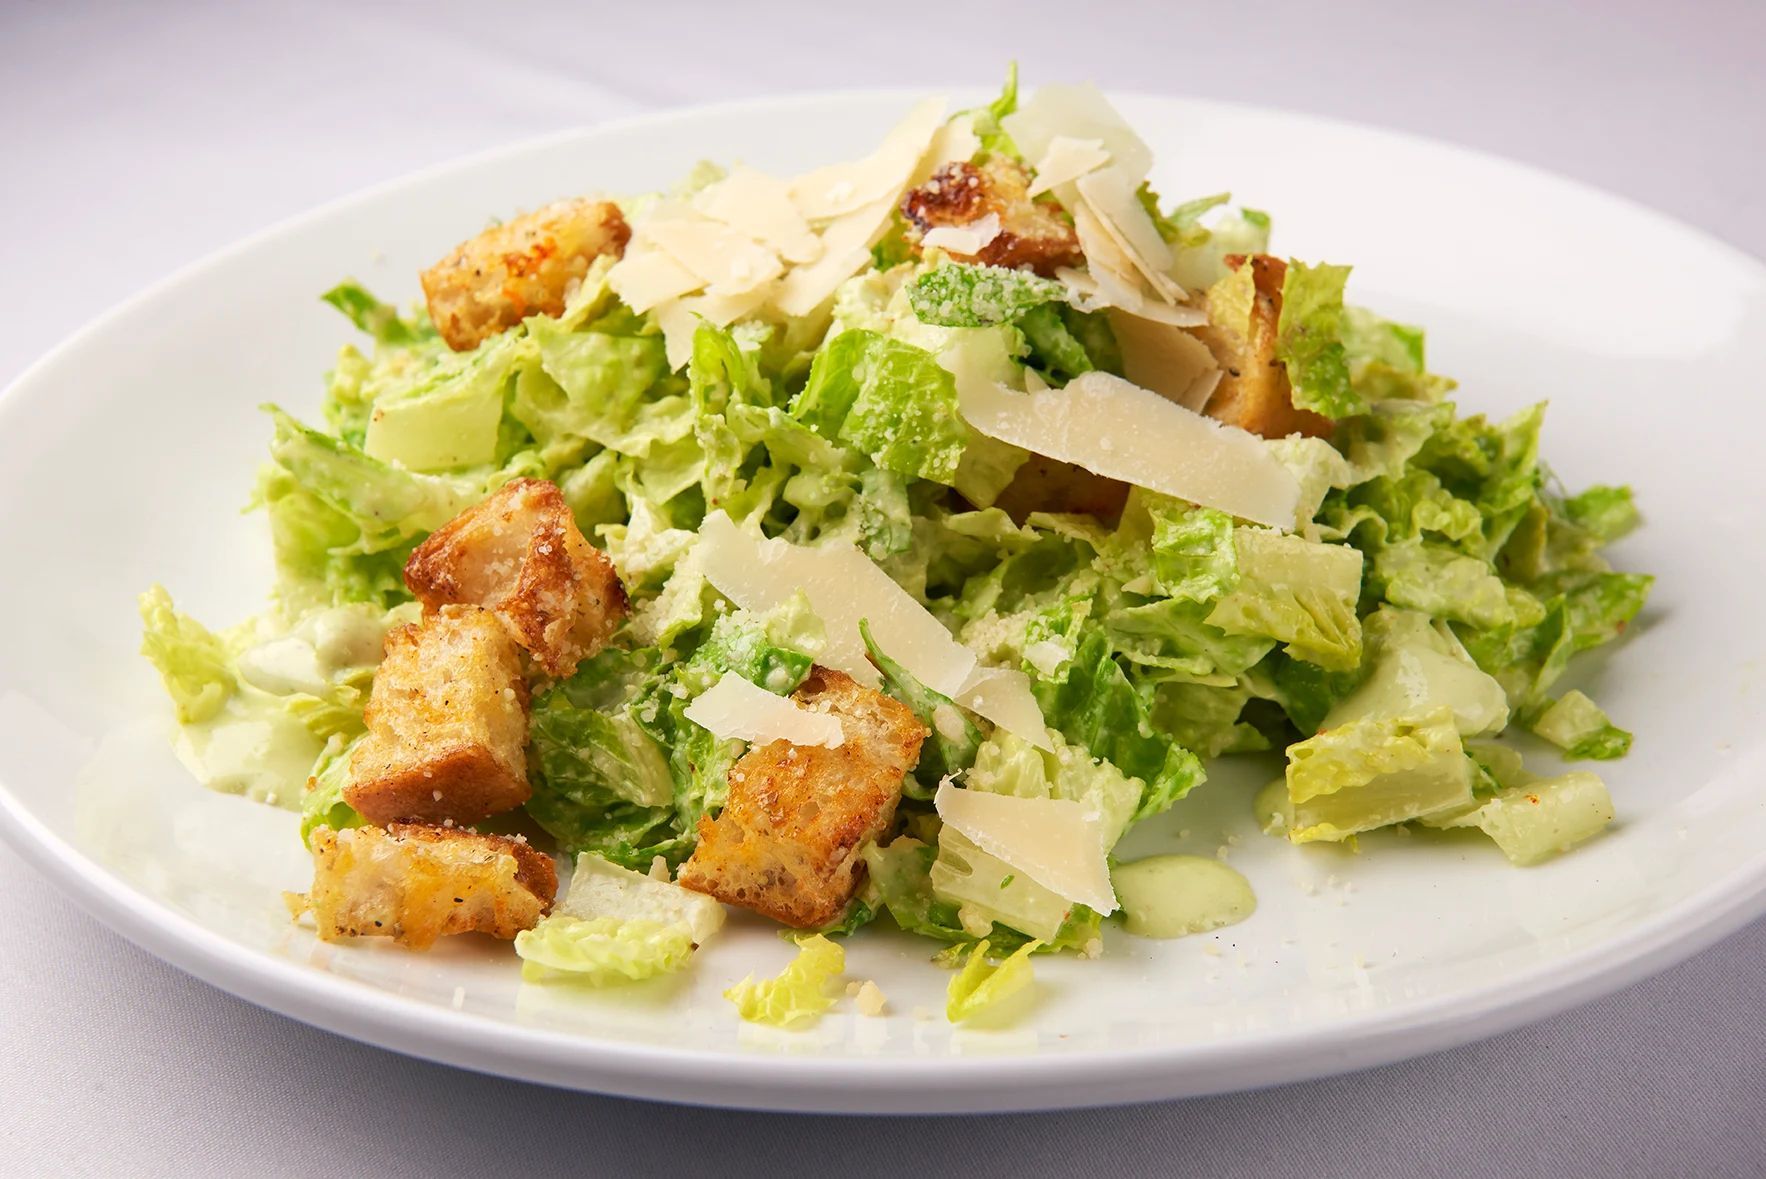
[515,916,695,985]
[860,619,982,795]
[1276,261,1361,419]
[725,934,845,1027]
[946,938,1040,1024]
[1032,629,1207,823]
[138,586,236,723]
[791,329,969,485]
[1207,529,1364,671]
[906,264,1066,327]
[321,280,425,346]
[1284,707,1473,842]
[1528,689,1632,760]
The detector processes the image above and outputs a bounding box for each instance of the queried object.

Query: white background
[2,1,1763,1174]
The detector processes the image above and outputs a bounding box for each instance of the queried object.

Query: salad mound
[139,72,1650,1024]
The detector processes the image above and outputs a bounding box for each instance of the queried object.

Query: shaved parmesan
[934,782,1116,914]
[789,97,947,220]
[921,212,1001,255]
[955,666,1052,750]
[684,672,845,748]
[608,249,703,314]
[560,854,725,946]
[1075,166,1182,301]
[651,284,773,370]
[773,195,896,318]
[697,511,977,694]
[1027,135,1110,197]
[1065,209,1205,327]
[1002,83,1152,184]
[639,216,783,297]
[919,114,980,182]
[953,369,1301,529]
[694,166,822,264]
[1106,308,1219,411]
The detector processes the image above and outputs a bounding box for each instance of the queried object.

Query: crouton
[420,198,631,352]
[302,822,556,950]
[992,453,1130,523]
[345,606,530,826]
[901,159,1083,276]
[677,667,928,928]
[1192,254,1334,440]
[403,478,627,679]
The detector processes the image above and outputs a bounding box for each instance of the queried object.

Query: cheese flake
[789,97,947,221]
[693,166,822,264]
[1106,308,1219,411]
[921,212,1001,255]
[952,369,1301,529]
[683,672,845,748]
[639,215,784,298]
[954,666,1052,750]
[1076,165,1183,302]
[934,782,1116,914]
[772,194,897,318]
[697,511,977,694]
[607,249,704,314]
[918,114,981,183]
[1002,83,1152,184]
[1066,209,1205,327]
[1027,135,1111,197]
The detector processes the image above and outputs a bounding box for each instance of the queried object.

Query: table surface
[3,1,1762,1174]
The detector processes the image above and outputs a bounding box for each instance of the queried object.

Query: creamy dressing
[1111,854,1256,939]
[1253,777,1292,836]
[175,701,322,810]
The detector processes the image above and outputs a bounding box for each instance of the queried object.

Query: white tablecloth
[3,2,1762,1174]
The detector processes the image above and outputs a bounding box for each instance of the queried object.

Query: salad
[139,72,1651,1027]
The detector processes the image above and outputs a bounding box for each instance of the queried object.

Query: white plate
[1,91,1763,1115]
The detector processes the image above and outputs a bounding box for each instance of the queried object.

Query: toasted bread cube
[901,159,1083,276]
[403,478,627,679]
[420,198,631,352]
[302,822,556,950]
[345,606,529,826]
[1192,254,1334,440]
[993,453,1130,523]
[677,667,929,928]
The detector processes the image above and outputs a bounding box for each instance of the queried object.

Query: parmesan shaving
[693,166,822,264]
[918,114,980,182]
[952,369,1301,530]
[789,97,947,220]
[697,511,978,694]
[607,249,705,315]
[955,666,1052,750]
[683,672,845,748]
[1075,166,1183,301]
[920,212,1002,255]
[773,195,896,318]
[1001,83,1152,184]
[1106,308,1219,411]
[1027,135,1111,197]
[638,216,784,297]
[934,781,1117,914]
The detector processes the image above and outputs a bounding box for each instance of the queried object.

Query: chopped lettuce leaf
[138,586,236,724]
[1276,261,1361,419]
[1528,689,1632,760]
[1422,770,1614,865]
[321,280,425,346]
[725,934,845,1027]
[1208,530,1364,671]
[792,330,969,485]
[906,264,1066,327]
[861,619,982,794]
[1285,707,1473,842]
[947,938,1040,1024]
[516,916,696,985]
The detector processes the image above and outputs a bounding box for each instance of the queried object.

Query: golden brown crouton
[992,454,1129,523]
[901,159,1083,276]
[677,667,929,929]
[302,822,556,950]
[1192,254,1334,440]
[404,478,627,679]
[345,606,530,826]
[420,198,631,352]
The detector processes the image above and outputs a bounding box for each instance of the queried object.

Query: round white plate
[1,92,1762,1115]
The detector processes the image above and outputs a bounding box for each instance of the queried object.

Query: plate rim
[3,88,1764,1114]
